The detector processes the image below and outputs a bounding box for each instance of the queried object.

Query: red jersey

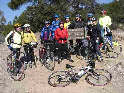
[55,28,68,44]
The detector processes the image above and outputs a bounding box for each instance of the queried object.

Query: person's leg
[109,35,113,48]
[29,46,34,62]
[64,43,74,62]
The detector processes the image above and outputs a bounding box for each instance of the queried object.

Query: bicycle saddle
[66,64,75,69]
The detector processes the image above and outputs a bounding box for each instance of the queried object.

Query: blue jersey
[41,25,54,40]
[51,20,60,32]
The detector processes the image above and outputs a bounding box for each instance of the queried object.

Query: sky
[0,0,114,24]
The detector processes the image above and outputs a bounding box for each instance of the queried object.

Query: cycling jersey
[21,31,37,44]
[41,25,54,40]
[55,28,68,44]
[99,16,112,28]
[52,20,60,31]
[64,22,71,29]
[5,30,22,48]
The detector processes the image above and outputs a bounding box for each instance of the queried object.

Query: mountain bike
[100,27,122,58]
[23,42,38,70]
[7,51,25,81]
[68,39,87,60]
[39,40,55,71]
[48,63,112,87]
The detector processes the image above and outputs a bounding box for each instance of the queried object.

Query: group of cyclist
[5,9,113,68]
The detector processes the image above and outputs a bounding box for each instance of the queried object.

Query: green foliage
[8,0,28,10]
[8,0,124,32]
[1,24,13,36]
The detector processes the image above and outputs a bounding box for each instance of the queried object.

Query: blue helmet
[87,13,93,18]
[64,15,70,19]
[54,14,59,18]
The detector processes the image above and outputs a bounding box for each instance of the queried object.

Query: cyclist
[21,24,38,65]
[87,13,94,26]
[85,13,94,38]
[40,20,54,51]
[87,17,103,61]
[41,21,54,42]
[51,14,61,38]
[55,21,74,63]
[5,23,22,59]
[99,10,112,48]
[64,15,71,29]
[69,14,85,46]
[70,14,84,29]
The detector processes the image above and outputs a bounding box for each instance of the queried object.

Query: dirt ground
[0,32,124,93]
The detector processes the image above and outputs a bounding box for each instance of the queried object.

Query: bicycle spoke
[85,69,112,86]
[48,71,70,87]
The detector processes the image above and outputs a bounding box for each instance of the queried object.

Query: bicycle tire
[48,71,71,87]
[85,69,112,86]
[113,44,122,55]
[7,63,25,81]
[42,51,55,71]
[106,51,118,58]
[7,53,25,81]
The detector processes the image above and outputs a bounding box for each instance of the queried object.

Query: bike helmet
[14,23,21,28]
[87,13,93,18]
[45,20,50,24]
[23,24,30,28]
[92,17,97,21]
[76,14,81,18]
[64,15,70,19]
[59,21,64,25]
[54,14,59,18]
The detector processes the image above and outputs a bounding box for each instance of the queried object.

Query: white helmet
[23,24,30,28]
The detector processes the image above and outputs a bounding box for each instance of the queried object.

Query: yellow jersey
[21,31,37,44]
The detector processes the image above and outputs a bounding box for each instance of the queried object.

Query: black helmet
[59,21,64,25]
[92,17,97,21]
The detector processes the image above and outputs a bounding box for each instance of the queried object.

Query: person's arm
[55,29,59,40]
[108,16,112,26]
[5,31,13,45]
[31,31,37,42]
[41,28,44,39]
[21,31,25,45]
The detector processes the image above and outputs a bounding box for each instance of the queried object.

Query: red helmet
[101,10,107,15]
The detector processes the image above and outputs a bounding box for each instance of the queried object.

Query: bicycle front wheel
[85,69,112,86]
[8,63,25,81]
[43,52,55,71]
[48,71,71,87]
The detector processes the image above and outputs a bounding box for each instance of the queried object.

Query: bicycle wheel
[76,47,84,60]
[113,44,122,55]
[106,51,118,58]
[48,71,71,87]
[32,55,38,68]
[7,62,25,81]
[85,69,112,86]
[43,51,55,71]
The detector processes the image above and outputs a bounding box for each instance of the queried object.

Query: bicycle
[23,42,38,70]
[48,63,112,87]
[68,39,87,60]
[39,40,55,71]
[7,51,25,81]
[100,27,122,59]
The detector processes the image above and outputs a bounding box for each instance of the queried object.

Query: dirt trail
[0,32,124,93]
